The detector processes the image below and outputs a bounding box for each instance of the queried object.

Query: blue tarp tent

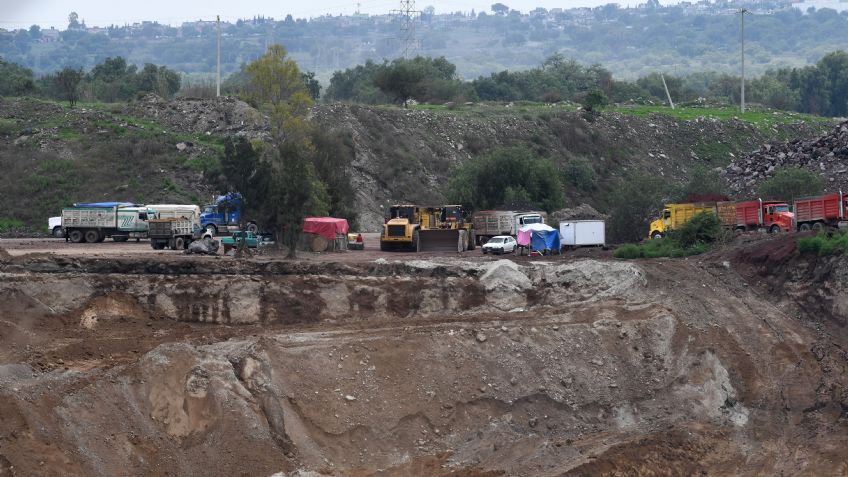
[517,223,560,252]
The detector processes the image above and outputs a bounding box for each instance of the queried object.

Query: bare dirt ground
[0,234,846,476]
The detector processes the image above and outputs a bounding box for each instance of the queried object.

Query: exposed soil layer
[0,242,846,476]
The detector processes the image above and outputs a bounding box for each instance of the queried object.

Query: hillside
[0,96,835,232]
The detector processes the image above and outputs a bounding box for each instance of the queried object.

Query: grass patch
[608,104,833,129]
[614,238,709,259]
[0,217,25,232]
[797,231,848,256]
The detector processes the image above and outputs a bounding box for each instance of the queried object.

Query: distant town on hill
[2,0,848,81]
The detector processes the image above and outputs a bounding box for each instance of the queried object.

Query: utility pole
[738,8,749,113]
[216,15,221,97]
[660,73,675,110]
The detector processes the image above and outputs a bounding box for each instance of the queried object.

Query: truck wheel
[205,224,217,236]
[769,225,781,234]
[69,230,83,243]
[812,222,824,232]
[84,230,100,244]
[459,230,467,252]
[799,223,811,232]
[468,230,476,250]
[651,232,663,240]
[174,237,185,250]
[247,223,259,234]
[413,230,420,252]
[52,226,64,238]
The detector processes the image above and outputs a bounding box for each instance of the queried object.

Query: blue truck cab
[200,193,257,235]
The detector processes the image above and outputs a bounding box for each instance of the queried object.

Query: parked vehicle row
[648,192,847,239]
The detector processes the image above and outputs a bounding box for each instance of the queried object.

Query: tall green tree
[243,44,317,257]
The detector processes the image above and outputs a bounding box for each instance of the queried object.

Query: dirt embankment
[1,248,846,476]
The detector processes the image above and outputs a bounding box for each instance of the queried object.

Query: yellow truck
[648,202,717,240]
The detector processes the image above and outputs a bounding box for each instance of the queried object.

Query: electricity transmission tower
[738,8,750,113]
[392,0,420,58]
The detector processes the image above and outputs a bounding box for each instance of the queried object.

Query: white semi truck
[62,203,156,243]
[471,210,547,245]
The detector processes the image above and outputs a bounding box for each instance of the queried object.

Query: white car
[482,235,517,255]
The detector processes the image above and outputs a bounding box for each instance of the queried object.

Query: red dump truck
[717,199,794,234]
[793,191,848,231]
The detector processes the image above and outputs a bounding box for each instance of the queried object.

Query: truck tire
[52,226,64,238]
[69,229,83,243]
[769,225,781,234]
[468,230,476,250]
[413,230,420,252]
[174,237,185,250]
[812,222,824,232]
[651,231,663,240]
[205,224,217,236]
[84,230,100,244]
[458,230,467,252]
[247,222,259,234]
[799,223,811,232]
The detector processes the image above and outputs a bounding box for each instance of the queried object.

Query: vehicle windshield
[203,206,216,214]
[442,206,465,221]
[489,238,504,243]
[522,216,542,225]
[389,206,415,220]
[774,205,790,213]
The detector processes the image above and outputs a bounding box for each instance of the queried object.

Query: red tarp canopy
[302,217,350,241]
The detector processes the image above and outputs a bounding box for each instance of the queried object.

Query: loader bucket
[418,229,467,252]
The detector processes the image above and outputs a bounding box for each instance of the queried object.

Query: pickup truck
[221,230,259,253]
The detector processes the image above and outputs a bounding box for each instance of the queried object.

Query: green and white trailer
[61,205,156,243]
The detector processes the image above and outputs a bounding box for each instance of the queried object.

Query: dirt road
[0,236,845,476]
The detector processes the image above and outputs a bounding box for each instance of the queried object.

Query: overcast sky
[2,0,666,30]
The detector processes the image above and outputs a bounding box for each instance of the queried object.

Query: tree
[677,166,728,202]
[68,12,81,30]
[56,67,83,107]
[606,173,670,243]
[137,63,181,98]
[28,25,41,40]
[373,56,460,105]
[758,167,823,202]
[301,71,321,100]
[447,146,564,212]
[491,3,509,15]
[0,59,35,96]
[243,44,317,257]
[581,89,608,112]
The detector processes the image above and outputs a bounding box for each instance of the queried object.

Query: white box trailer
[559,220,605,247]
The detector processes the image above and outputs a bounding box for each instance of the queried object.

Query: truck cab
[200,193,257,235]
[762,202,793,232]
[648,208,672,240]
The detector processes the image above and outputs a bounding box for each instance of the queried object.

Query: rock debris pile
[127,94,270,138]
[724,121,848,196]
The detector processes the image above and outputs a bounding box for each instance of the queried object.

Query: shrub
[563,158,597,193]
[798,231,848,256]
[613,244,643,259]
[758,167,823,202]
[581,89,609,112]
[671,211,722,248]
[0,217,24,232]
[606,173,671,243]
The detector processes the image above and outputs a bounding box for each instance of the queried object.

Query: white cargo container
[147,204,201,228]
[559,220,605,247]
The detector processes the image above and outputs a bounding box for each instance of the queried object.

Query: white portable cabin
[559,220,605,247]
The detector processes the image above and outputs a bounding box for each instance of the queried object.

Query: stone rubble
[724,120,848,197]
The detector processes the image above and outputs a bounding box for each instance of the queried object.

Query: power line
[391,0,420,58]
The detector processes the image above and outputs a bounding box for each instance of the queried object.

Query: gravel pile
[724,121,848,196]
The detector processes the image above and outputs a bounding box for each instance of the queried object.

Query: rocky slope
[0,244,845,475]
[0,95,833,232]
[724,120,848,197]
